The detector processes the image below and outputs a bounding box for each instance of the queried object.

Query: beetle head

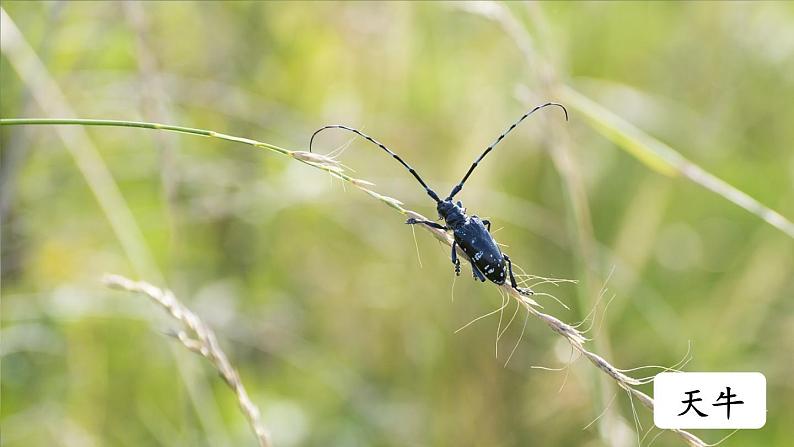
[437,200,466,227]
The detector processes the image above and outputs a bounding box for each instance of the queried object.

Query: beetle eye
[456,201,463,208]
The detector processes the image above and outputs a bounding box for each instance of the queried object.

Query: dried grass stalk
[103,274,272,447]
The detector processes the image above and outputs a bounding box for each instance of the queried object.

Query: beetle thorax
[437,200,467,229]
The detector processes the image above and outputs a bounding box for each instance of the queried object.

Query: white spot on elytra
[474,251,483,261]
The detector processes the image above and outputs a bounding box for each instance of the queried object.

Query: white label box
[654,372,766,429]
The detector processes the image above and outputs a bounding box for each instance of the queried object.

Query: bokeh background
[2,2,793,446]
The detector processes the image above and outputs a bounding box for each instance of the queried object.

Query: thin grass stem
[2,116,707,446]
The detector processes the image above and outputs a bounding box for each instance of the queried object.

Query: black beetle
[310,103,568,295]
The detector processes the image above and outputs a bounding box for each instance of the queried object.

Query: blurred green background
[2,2,793,446]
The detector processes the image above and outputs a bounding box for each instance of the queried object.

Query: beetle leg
[451,241,461,276]
[471,263,487,282]
[482,219,491,232]
[405,218,447,230]
[504,254,534,295]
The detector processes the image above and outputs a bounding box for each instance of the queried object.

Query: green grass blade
[560,85,794,239]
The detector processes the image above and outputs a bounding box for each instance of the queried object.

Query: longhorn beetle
[309,102,568,296]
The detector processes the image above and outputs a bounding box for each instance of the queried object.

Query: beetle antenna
[447,102,568,200]
[310,125,441,203]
